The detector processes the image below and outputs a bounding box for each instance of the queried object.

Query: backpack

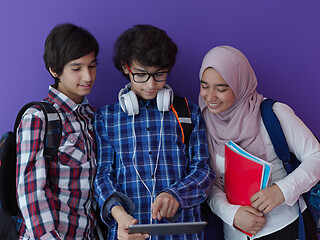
[171,95,193,148]
[260,98,320,240]
[0,101,62,239]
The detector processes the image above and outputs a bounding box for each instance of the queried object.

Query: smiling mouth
[208,102,221,108]
[79,84,91,88]
[145,90,157,95]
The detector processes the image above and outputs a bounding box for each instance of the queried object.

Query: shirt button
[146,106,149,109]
[149,151,152,155]
[147,127,150,131]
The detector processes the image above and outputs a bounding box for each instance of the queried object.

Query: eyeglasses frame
[124,61,169,83]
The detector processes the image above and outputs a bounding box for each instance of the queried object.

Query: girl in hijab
[198,46,320,240]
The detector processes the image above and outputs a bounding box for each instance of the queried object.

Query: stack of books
[225,140,272,237]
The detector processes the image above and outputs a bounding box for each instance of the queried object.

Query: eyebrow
[133,66,166,73]
[200,80,229,87]
[69,59,97,67]
[132,67,147,72]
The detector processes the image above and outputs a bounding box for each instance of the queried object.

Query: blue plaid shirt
[94,96,213,240]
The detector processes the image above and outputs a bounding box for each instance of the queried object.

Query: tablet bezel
[128,221,207,236]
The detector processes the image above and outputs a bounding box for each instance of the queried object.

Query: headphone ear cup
[157,88,172,112]
[119,91,139,116]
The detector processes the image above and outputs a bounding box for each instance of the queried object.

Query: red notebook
[224,141,272,237]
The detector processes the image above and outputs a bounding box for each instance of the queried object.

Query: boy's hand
[112,205,149,240]
[151,192,179,220]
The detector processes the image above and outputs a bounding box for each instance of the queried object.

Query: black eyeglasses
[125,62,169,83]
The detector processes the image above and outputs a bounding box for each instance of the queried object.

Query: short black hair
[113,24,178,79]
[43,23,99,85]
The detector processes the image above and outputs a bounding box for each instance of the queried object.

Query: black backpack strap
[13,102,46,134]
[171,95,193,148]
[260,99,294,173]
[15,101,62,159]
[39,102,62,158]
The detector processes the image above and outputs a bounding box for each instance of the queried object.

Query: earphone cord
[152,108,164,201]
[131,111,165,227]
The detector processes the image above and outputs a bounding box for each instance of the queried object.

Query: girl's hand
[233,206,266,235]
[250,184,285,213]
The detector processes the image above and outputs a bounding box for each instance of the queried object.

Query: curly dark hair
[43,23,99,86]
[113,24,178,79]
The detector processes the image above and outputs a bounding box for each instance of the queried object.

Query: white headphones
[118,83,174,116]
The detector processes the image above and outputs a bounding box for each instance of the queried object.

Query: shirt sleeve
[208,185,240,226]
[163,102,214,208]
[101,192,135,226]
[16,107,61,240]
[272,103,320,205]
[93,109,135,227]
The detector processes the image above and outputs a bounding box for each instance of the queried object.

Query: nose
[145,76,157,88]
[82,67,93,82]
[206,88,218,101]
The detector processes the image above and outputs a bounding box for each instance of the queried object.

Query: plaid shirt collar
[47,85,94,114]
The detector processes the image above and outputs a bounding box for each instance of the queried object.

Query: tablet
[128,221,207,236]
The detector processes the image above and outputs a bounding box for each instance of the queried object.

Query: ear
[122,65,129,75]
[49,67,58,78]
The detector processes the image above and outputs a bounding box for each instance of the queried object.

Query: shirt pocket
[58,133,87,166]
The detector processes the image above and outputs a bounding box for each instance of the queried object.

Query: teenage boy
[16,23,99,239]
[94,24,213,240]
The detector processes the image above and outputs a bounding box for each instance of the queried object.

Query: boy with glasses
[94,24,213,240]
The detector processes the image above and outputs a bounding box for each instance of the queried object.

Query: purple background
[0,1,319,238]
[1,1,320,138]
